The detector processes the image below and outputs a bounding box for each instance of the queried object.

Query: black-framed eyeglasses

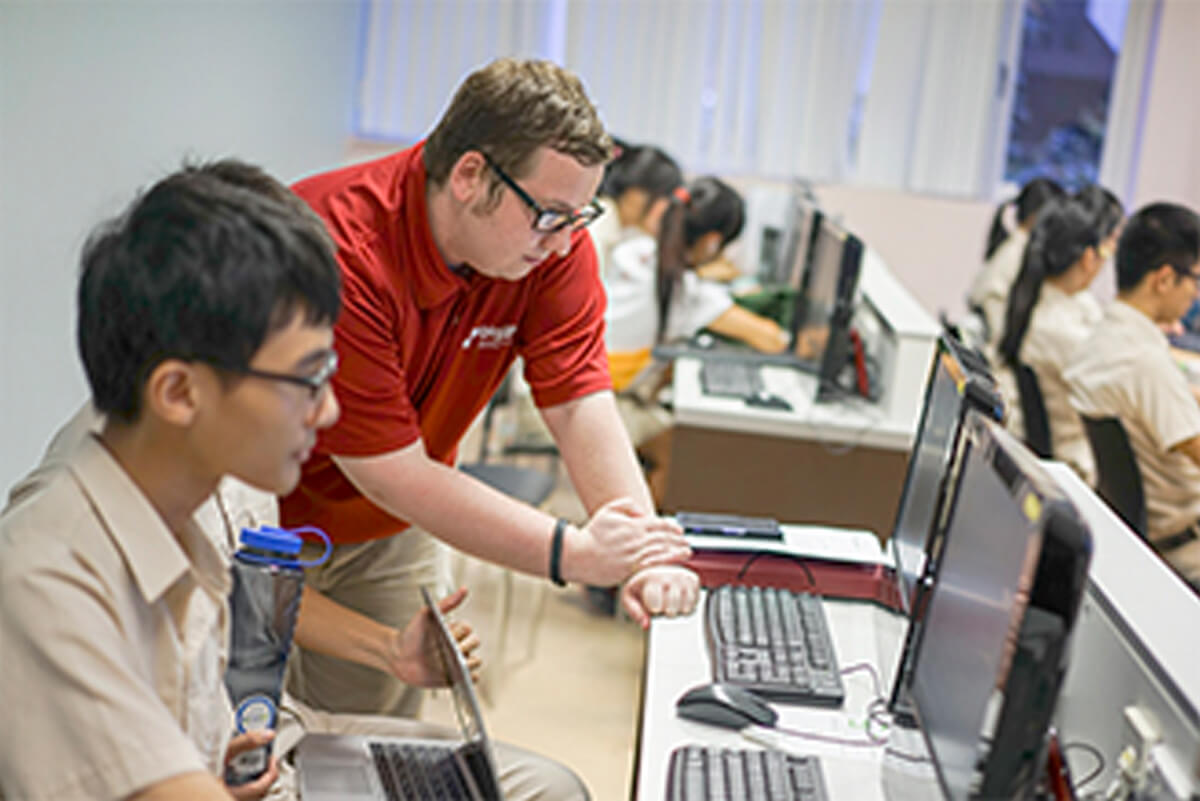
[222,350,338,400]
[481,152,603,234]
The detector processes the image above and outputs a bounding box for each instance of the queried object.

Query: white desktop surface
[685,522,891,568]
[635,592,906,800]
[673,358,914,452]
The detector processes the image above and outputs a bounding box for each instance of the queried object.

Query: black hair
[77,162,342,423]
[998,197,1102,366]
[985,177,1066,260]
[1115,202,1200,292]
[655,176,745,342]
[599,143,683,203]
[1073,184,1124,243]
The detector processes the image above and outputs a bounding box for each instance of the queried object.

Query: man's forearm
[542,391,655,514]
[293,585,394,674]
[334,447,561,577]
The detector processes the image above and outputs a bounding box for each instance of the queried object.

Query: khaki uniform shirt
[1065,301,1200,542]
[968,228,1029,348]
[0,434,235,800]
[1019,284,1097,484]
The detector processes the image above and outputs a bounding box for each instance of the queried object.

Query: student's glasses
[223,350,339,400]
[481,152,603,234]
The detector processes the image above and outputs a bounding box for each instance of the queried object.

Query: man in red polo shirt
[281,58,699,719]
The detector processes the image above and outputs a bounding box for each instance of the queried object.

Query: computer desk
[660,251,939,541]
[631,588,907,800]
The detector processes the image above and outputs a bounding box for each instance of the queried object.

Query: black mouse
[744,391,792,411]
[675,682,778,729]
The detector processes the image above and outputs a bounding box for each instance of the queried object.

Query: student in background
[604,177,788,394]
[968,177,1066,346]
[591,142,684,278]
[996,190,1123,483]
[1065,203,1200,590]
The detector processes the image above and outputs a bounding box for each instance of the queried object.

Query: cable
[1062,741,1105,790]
[769,723,886,749]
[734,551,817,587]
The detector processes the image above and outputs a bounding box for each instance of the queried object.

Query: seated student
[968,177,1066,348]
[605,177,789,394]
[996,188,1123,482]
[1065,203,1200,589]
[0,165,586,801]
[591,141,684,278]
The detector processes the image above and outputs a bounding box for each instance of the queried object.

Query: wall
[0,1,361,493]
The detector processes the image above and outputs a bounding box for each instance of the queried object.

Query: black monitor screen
[908,415,1045,801]
[891,343,971,613]
[791,218,845,365]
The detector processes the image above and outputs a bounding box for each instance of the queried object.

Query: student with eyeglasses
[1066,203,1200,591]
[996,186,1124,483]
[279,58,699,725]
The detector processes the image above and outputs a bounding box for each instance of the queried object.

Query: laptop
[296,586,504,800]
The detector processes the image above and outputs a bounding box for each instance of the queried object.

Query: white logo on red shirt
[462,324,517,350]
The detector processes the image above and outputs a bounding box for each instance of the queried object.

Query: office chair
[1081,415,1148,539]
[1015,364,1052,459]
[459,372,559,700]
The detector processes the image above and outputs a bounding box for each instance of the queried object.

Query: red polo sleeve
[519,231,614,408]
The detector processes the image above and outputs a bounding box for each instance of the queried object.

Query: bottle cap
[239,525,303,556]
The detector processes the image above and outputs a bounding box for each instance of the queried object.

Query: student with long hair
[968,177,1066,345]
[604,177,788,393]
[590,142,684,278]
[998,187,1124,482]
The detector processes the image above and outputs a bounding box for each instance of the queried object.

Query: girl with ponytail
[997,187,1123,482]
[968,177,1066,345]
[604,176,787,393]
[591,143,684,278]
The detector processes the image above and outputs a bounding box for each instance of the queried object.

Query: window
[1004,0,1130,188]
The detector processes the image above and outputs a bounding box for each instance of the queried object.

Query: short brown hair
[423,58,612,194]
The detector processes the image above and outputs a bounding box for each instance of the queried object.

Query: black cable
[1062,741,1105,790]
[735,550,817,587]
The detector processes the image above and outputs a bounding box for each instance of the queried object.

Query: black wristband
[549,518,568,587]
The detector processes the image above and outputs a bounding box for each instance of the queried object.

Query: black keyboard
[369,741,471,801]
[705,585,845,706]
[700,361,764,399]
[666,746,829,801]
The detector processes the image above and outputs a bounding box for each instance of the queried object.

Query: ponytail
[998,197,1099,366]
[654,178,745,342]
[985,201,1014,261]
[985,177,1066,261]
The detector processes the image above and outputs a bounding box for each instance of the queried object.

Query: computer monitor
[812,228,866,402]
[778,202,820,292]
[890,335,1005,616]
[899,411,1092,801]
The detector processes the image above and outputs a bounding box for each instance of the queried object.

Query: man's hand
[563,498,691,586]
[620,565,701,629]
[387,587,482,687]
[223,730,278,801]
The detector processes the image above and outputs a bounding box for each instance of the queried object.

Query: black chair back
[1015,364,1052,458]
[1082,415,1148,538]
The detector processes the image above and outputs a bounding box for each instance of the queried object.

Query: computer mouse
[745,391,793,411]
[675,682,778,730]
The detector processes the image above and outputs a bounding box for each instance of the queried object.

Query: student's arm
[294,586,481,686]
[705,305,789,353]
[540,390,700,626]
[333,442,688,588]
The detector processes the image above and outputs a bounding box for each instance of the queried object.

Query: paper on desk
[685,524,891,567]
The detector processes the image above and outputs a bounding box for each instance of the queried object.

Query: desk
[662,360,913,539]
[632,591,907,800]
[661,250,938,540]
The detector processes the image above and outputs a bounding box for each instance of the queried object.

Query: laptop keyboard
[700,361,764,399]
[705,585,845,706]
[369,741,471,800]
[666,746,829,801]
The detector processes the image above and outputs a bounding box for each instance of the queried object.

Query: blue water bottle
[223,525,330,786]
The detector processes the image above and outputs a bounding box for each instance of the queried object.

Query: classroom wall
[0,2,361,493]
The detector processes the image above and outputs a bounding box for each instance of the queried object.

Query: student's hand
[223,730,278,801]
[566,498,691,586]
[620,565,701,629]
[388,587,482,687]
